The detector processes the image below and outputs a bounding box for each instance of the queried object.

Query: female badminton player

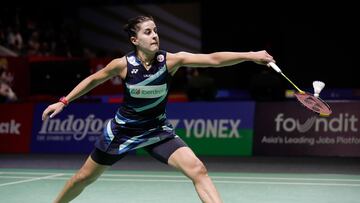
[42,15,275,203]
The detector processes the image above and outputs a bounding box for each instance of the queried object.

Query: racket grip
[268,62,282,73]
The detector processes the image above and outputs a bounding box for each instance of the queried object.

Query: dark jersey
[116,50,171,129]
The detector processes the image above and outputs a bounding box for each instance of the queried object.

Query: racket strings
[295,93,332,116]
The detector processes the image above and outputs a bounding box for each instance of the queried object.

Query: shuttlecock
[313,81,325,97]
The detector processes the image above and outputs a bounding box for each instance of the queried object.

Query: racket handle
[268,62,282,73]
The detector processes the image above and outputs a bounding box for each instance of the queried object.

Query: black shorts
[91,136,187,166]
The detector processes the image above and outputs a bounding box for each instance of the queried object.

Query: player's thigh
[144,136,188,165]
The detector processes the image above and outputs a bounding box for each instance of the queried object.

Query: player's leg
[145,137,222,203]
[54,148,127,203]
[169,146,222,203]
[53,152,109,203]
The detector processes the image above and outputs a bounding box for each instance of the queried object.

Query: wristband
[59,96,69,106]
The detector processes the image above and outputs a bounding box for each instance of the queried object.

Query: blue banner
[31,102,256,155]
[31,103,118,153]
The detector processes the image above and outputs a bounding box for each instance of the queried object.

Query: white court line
[0,173,63,187]
[0,175,360,187]
[1,171,360,182]
[94,174,360,182]
[95,178,360,187]
[0,172,57,175]
[0,175,45,179]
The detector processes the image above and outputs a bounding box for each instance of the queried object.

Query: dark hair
[123,15,155,39]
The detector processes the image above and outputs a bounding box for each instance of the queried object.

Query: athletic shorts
[91,119,187,165]
[91,136,187,165]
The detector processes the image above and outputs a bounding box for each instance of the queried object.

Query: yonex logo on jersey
[131,69,138,74]
[129,84,167,98]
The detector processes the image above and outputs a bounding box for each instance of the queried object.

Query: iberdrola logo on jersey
[129,84,167,98]
[130,88,141,95]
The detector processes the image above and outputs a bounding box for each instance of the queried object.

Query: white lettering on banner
[261,136,284,144]
[183,119,241,139]
[262,135,360,146]
[39,114,111,141]
[336,136,360,144]
[0,120,21,135]
[274,113,358,133]
[284,136,315,145]
[316,137,335,144]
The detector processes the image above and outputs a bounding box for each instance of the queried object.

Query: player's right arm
[42,57,127,120]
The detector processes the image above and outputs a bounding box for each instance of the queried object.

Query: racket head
[294,92,332,117]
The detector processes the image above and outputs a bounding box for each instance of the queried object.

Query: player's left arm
[166,51,275,75]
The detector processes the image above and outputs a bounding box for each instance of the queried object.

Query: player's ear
[130,36,138,46]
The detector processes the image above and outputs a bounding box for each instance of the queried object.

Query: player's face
[132,20,159,53]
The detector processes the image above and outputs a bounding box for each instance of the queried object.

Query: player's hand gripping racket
[268,62,332,117]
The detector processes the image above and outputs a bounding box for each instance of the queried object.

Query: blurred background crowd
[0,1,359,103]
[0,8,84,57]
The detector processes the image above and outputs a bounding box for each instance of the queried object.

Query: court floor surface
[1,168,360,203]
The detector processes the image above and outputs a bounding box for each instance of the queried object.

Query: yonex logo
[170,119,241,139]
[131,69,138,74]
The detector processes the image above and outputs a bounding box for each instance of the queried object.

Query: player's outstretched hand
[42,102,65,121]
[252,50,275,66]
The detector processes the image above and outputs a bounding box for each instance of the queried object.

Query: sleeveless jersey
[115,50,171,129]
[95,50,178,155]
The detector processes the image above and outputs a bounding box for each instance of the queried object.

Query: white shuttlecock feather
[313,81,325,97]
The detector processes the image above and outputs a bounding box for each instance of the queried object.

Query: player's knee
[190,159,208,179]
[72,171,97,186]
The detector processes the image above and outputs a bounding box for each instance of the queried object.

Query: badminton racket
[268,62,332,117]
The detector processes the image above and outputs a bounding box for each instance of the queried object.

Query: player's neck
[137,51,155,67]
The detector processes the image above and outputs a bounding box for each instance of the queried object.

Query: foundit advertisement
[253,101,360,157]
[166,102,255,156]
